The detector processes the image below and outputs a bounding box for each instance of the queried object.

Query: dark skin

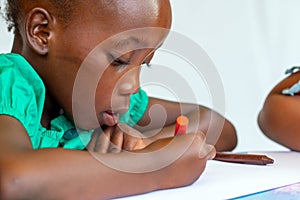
[0,0,235,199]
[258,71,300,151]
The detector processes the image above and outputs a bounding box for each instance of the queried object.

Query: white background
[1,0,299,152]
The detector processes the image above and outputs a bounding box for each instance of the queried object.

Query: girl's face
[43,0,172,130]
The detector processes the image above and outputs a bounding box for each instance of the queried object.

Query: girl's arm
[0,115,214,200]
[136,97,237,151]
[258,71,300,151]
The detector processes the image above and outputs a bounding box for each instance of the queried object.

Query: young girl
[0,0,237,199]
[258,67,300,151]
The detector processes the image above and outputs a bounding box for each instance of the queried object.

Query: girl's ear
[25,8,54,55]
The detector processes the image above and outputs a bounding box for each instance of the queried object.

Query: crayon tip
[262,156,274,165]
[174,115,189,136]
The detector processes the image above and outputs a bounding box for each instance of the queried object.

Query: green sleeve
[0,54,45,139]
[119,88,149,127]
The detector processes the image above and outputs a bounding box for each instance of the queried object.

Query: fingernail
[199,144,216,160]
[207,146,216,160]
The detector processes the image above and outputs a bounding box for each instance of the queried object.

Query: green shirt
[0,53,149,150]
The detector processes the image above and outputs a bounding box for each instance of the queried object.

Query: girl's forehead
[49,1,171,56]
[79,0,172,28]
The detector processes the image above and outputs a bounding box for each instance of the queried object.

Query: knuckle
[193,130,206,141]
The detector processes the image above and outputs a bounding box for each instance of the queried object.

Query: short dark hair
[1,0,83,33]
[1,0,21,32]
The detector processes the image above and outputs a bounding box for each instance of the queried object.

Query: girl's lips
[102,111,119,126]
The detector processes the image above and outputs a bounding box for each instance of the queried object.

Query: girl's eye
[109,54,151,68]
[111,58,130,68]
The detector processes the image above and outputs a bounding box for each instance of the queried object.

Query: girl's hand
[86,124,152,153]
[87,128,215,189]
[146,131,216,188]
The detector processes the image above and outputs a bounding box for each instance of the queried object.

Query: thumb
[199,144,216,160]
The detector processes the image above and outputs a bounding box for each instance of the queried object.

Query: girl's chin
[72,112,120,130]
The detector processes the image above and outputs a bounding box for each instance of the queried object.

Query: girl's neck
[11,33,23,54]
[41,94,61,129]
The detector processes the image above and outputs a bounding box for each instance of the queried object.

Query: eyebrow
[111,36,164,54]
[113,36,145,49]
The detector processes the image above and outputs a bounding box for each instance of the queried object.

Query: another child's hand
[86,124,151,153]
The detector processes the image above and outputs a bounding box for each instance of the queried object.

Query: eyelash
[111,58,130,68]
[110,56,150,68]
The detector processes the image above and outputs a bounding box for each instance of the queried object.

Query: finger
[118,123,142,151]
[133,139,146,150]
[199,144,216,160]
[123,134,137,151]
[117,123,143,138]
[86,129,100,152]
[109,126,123,153]
[207,144,217,160]
[94,127,112,153]
[194,131,216,160]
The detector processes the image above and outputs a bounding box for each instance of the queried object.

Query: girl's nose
[119,66,140,95]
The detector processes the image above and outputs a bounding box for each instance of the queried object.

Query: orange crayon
[174,115,189,136]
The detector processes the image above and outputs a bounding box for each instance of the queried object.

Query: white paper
[117,151,300,200]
